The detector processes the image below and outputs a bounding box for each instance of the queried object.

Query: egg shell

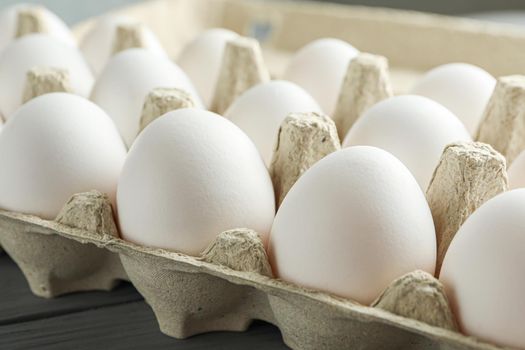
[80,15,166,76]
[343,95,471,188]
[440,189,525,349]
[177,28,239,108]
[224,80,321,166]
[507,149,525,189]
[411,63,496,135]
[0,33,93,119]
[283,38,359,116]
[0,4,75,51]
[117,108,275,256]
[91,48,202,148]
[0,93,126,219]
[268,146,436,305]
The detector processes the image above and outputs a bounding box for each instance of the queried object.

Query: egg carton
[0,82,514,350]
[0,189,499,350]
[2,0,525,349]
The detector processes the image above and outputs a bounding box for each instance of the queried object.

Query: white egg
[117,108,275,256]
[283,38,359,116]
[411,63,496,135]
[80,15,166,76]
[224,80,321,166]
[91,48,202,148]
[0,4,75,51]
[440,189,525,349]
[0,93,126,219]
[343,95,471,188]
[0,34,93,119]
[506,149,525,189]
[269,146,436,305]
[177,28,239,108]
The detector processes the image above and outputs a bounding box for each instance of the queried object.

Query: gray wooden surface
[0,255,288,349]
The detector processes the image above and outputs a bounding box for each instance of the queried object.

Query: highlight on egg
[0,3,75,51]
[343,95,471,188]
[440,189,525,349]
[80,15,167,76]
[117,108,275,256]
[283,38,359,116]
[411,63,496,135]
[177,28,239,108]
[0,93,126,219]
[0,33,94,119]
[90,48,202,148]
[224,80,321,166]
[269,146,436,305]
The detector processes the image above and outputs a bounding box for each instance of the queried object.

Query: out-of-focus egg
[411,63,496,135]
[224,80,321,165]
[0,93,126,219]
[80,15,166,76]
[91,48,201,148]
[269,146,436,305]
[506,149,525,189]
[343,95,471,188]
[283,38,359,116]
[0,34,93,119]
[440,189,525,349]
[117,108,275,256]
[177,28,239,108]
[0,4,75,51]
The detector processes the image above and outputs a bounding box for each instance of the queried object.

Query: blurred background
[0,0,525,26]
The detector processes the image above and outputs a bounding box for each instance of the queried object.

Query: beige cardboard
[0,203,504,349]
[270,112,340,207]
[426,142,508,274]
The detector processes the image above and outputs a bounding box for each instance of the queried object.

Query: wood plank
[0,255,142,325]
[0,301,288,349]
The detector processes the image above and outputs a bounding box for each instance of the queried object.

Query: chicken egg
[0,4,75,50]
[411,63,496,135]
[80,15,166,76]
[117,108,275,256]
[440,189,525,349]
[283,38,358,115]
[343,95,471,188]
[224,80,321,166]
[177,28,239,108]
[91,48,201,148]
[269,146,436,305]
[0,34,93,119]
[0,93,126,219]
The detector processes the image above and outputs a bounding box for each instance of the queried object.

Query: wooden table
[0,254,288,349]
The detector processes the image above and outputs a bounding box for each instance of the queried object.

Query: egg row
[0,4,525,350]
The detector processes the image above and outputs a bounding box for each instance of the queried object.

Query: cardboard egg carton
[2,0,525,348]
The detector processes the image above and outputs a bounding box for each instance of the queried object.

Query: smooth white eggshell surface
[177,28,239,108]
[411,63,496,135]
[80,15,167,76]
[283,38,358,116]
[343,95,471,189]
[506,150,525,189]
[0,93,126,219]
[91,48,202,148]
[0,4,75,51]
[440,189,525,349]
[0,34,93,119]
[117,108,275,256]
[224,80,321,166]
[269,146,436,305]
